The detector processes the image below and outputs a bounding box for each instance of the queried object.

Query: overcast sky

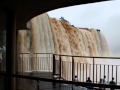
[48,0,120,56]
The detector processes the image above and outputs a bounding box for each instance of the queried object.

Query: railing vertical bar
[41,56,45,70]
[47,55,49,71]
[26,57,28,71]
[29,55,30,71]
[28,56,29,71]
[93,58,95,83]
[80,63,81,81]
[38,57,39,71]
[51,54,52,71]
[31,54,32,72]
[44,56,45,71]
[37,54,40,70]
[89,64,91,78]
[35,53,37,71]
[22,54,23,74]
[116,65,117,84]
[96,64,97,83]
[45,56,46,71]
[41,54,42,71]
[44,56,46,71]
[50,54,52,71]
[104,65,105,78]
[59,56,62,78]
[42,56,44,71]
[72,57,74,81]
[29,54,31,71]
[43,55,45,71]
[86,64,87,81]
[36,53,38,71]
[77,63,78,77]
[43,56,47,70]
[19,54,20,72]
[108,65,109,82]
[40,56,41,71]
[100,65,101,79]
[48,54,49,71]
[112,65,113,78]
[50,54,52,72]
[40,57,43,70]
[27,57,29,71]
[28,56,30,71]
[61,61,63,78]
[31,55,32,72]
[43,56,44,71]
[67,62,68,80]
[53,54,55,76]
[41,56,42,71]
[22,54,23,90]
[83,63,84,82]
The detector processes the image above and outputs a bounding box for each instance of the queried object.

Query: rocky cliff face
[17,13,110,80]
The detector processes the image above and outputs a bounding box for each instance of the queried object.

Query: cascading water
[18,13,118,82]
[17,30,31,72]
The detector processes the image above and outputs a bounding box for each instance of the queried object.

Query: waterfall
[17,30,31,72]
[17,13,113,81]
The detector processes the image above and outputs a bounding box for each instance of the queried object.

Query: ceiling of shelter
[0,0,110,30]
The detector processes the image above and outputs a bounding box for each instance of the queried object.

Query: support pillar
[6,10,16,90]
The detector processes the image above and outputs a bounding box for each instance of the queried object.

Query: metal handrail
[0,72,120,89]
[18,53,53,54]
[54,54,120,59]
[18,53,120,59]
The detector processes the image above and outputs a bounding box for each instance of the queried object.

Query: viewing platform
[2,53,117,90]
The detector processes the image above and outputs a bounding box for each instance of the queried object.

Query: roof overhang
[0,0,111,30]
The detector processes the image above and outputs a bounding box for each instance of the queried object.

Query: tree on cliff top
[59,17,70,24]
